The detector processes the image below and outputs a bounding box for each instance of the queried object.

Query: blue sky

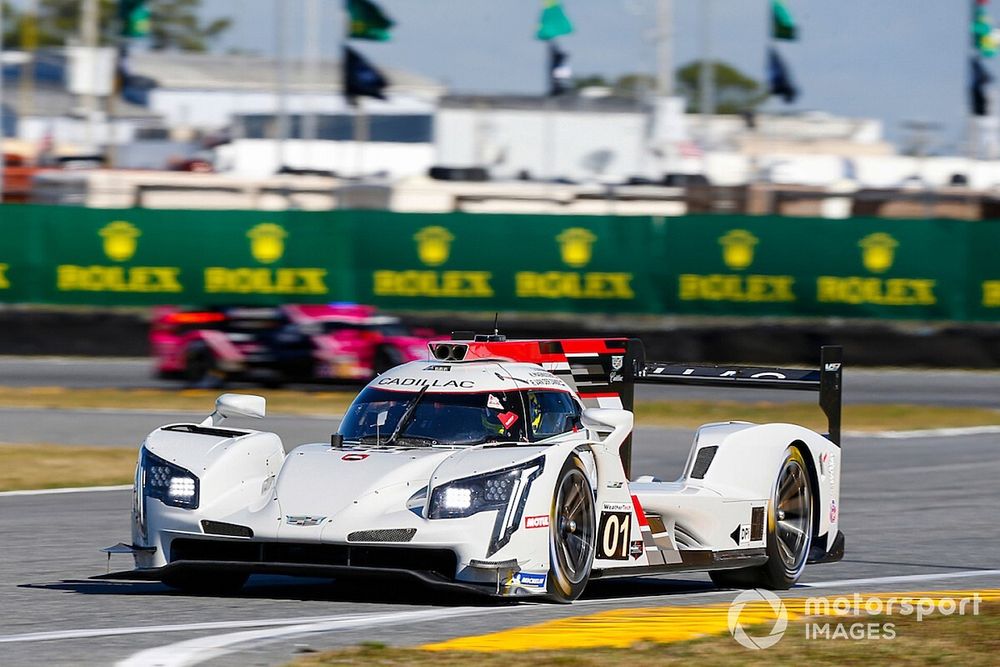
[199,0,986,150]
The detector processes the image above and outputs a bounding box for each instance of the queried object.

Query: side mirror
[581,408,633,431]
[200,393,266,426]
[581,408,634,455]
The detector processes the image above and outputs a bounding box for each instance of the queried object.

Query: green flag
[347,0,394,41]
[771,0,797,41]
[119,0,151,38]
[537,0,573,41]
[974,3,997,58]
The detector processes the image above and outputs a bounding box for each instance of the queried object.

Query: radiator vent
[163,424,248,438]
[201,520,253,538]
[690,446,718,479]
[751,506,765,542]
[347,528,417,543]
[673,524,701,549]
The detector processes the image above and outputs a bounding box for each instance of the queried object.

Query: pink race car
[151,304,433,386]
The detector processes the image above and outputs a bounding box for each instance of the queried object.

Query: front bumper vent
[347,528,417,543]
[201,520,254,538]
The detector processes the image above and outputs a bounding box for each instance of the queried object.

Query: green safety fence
[0,204,997,321]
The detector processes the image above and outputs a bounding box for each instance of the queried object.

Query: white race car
[103,335,844,602]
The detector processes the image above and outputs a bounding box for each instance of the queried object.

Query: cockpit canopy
[339,387,583,447]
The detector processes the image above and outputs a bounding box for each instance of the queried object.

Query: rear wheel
[547,455,596,602]
[162,570,248,595]
[710,446,813,590]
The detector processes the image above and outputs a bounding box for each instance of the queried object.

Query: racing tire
[373,345,405,377]
[184,345,224,388]
[162,570,249,595]
[709,446,813,590]
[547,455,597,603]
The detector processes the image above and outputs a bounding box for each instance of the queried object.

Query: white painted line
[0,484,132,498]
[0,406,343,420]
[573,568,1000,609]
[111,568,1000,666]
[797,568,1000,589]
[0,615,365,644]
[115,607,489,667]
[847,425,1000,439]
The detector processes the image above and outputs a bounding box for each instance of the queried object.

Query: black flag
[549,42,572,96]
[767,47,798,104]
[344,45,388,102]
[972,57,993,117]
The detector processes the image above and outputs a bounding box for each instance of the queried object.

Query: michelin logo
[514,572,547,588]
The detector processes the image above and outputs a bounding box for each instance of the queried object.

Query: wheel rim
[552,468,595,585]
[773,457,811,574]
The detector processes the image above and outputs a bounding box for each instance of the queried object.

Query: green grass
[0,444,137,491]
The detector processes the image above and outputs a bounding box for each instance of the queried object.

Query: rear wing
[636,346,843,446]
[433,335,842,476]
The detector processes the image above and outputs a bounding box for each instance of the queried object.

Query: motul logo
[525,515,550,529]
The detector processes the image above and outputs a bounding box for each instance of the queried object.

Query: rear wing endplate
[636,346,844,446]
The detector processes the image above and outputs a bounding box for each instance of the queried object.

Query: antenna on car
[474,312,507,343]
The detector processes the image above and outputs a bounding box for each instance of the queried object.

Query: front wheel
[547,455,596,602]
[710,446,813,590]
[373,345,405,376]
[184,345,224,388]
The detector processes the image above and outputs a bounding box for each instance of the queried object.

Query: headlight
[141,448,200,509]
[428,457,545,556]
[429,463,527,519]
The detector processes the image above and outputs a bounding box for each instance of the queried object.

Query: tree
[4,0,230,52]
[147,0,231,52]
[573,74,609,90]
[612,73,656,98]
[573,65,762,115]
[676,60,765,114]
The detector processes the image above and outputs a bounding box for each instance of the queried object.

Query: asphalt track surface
[0,359,999,666]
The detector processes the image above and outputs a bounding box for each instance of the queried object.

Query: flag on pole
[972,57,993,116]
[347,0,394,41]
[118,0,151,38]
[548,43,572,96]
[344,45,388,101]
[973,1,998,58]
[537,1,573,41]
[767,48,798,103]
[771,0,797,41]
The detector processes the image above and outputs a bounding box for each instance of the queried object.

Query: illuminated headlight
[428,457,544,520]
[141,448,200,509]
[442,487,472,510]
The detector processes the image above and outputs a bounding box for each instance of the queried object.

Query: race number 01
[598,511,631,560]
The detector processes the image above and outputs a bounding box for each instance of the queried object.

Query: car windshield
[339,387,528,446]
[339,387,585,447]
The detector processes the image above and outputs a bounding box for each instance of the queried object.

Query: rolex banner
[0,204,997,321]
